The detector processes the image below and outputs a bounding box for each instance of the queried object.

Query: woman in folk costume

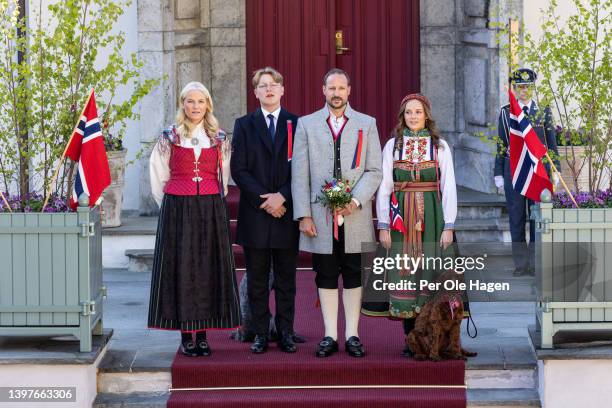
[363,93,460,357]
[148,81,240,357]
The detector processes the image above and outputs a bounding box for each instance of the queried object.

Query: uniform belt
[393,181,439,192]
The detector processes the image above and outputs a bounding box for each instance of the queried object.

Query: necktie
[522,106,529,116]
[267,114,275,143]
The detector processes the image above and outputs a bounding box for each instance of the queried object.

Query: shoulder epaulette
[216,129,227,142]
[161,125,179,144]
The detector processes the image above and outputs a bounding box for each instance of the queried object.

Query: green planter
[533,202,612,348]
[0,207,105,352]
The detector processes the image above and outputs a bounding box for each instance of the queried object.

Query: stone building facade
[136,0,522,214]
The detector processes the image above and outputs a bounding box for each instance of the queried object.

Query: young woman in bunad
[362,93,462,357]
[147,81,240,357]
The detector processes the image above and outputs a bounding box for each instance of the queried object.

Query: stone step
[467,388,541,407]
[97,364,537,395]
[455,217,511,244]
[93,388,540,407]
[94,392,168,408]
[125,246,313,272]
[457,186,507,221]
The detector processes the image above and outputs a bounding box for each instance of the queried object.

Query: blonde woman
[148,82,240,357]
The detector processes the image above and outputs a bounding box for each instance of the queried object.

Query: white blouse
[376,136,457,230]
[149,123,231,207]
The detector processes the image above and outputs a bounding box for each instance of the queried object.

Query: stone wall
[137,0,246,214]
[136,0,520,212]
[422,0,521,194]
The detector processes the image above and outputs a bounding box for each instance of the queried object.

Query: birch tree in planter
[512,0,611,193]
[0,0,159,211]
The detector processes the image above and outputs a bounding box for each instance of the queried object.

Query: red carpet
[167,271,466,408]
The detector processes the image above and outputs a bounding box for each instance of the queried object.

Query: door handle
[335,30,350,54]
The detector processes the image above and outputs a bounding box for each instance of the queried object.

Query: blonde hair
[176,82,220,143]
[252,67,284,88]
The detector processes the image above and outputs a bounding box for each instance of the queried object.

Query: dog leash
[466,314,478,338]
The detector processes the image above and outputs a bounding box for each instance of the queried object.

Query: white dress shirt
[149,123,231,206]
[261,106,281,133]
[327,109,347,134]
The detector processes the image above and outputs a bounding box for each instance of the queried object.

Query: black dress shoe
[292,332,307,343]
[196,339,211,356]
[250,335,268,354]
[345,336,365,358]
[279,333,297,353]
[401,345,414,358]
[315,336,338,358]
[180,340,198,357]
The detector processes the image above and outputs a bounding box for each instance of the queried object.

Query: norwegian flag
[65,90,111,209]
[389,191,407,235]
[508,90,552,202]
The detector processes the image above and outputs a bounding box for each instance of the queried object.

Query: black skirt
[148,194,241,331]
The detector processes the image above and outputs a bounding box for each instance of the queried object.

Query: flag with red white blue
[65,90,111,209]
[508,90,552,202]
[390,191,407,235]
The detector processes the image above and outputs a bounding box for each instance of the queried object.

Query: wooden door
[246,0,420,143]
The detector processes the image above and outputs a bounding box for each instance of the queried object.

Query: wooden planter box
[0,207,105,352]
[533,202,612,348]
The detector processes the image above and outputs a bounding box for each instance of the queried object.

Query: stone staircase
[109,185,511,271]
[97,186,542,407]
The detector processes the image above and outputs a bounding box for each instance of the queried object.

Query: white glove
[552,173,559,186]
[494,176,504,189]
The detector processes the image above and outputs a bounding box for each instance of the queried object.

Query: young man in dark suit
[231,67,300,354]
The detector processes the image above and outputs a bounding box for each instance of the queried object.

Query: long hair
[175,82,220,144]
[393,96,442,158]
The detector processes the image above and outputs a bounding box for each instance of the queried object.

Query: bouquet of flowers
[316,178,354,239]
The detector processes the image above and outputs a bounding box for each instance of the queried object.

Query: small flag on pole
[508,90,552,202]
[390,191,407,235]
[65,90,111,209]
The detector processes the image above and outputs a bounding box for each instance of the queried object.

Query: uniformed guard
[494,68,559,276]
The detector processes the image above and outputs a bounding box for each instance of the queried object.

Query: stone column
[208,0,247,132]
[137,0,176,214]
[420,0,522,194]
[137,0,247,214]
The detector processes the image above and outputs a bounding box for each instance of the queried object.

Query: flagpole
[0,191,11,213]
[41,89,95,212]
[545,152,579,208]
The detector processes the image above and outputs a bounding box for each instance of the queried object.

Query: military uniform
[494,69,559,275]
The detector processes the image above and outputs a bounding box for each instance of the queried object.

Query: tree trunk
[17,0,29,201]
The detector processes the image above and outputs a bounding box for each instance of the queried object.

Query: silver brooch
[190,137,199,146]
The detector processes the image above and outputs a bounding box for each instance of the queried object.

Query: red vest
[163,144,220,196]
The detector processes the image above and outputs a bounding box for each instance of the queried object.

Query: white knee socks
[319,286,363,341]
[343,286,362,339]
[318,288,339,340]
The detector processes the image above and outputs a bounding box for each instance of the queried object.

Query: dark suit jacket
[494,101,559,177]
[231,108,300,249]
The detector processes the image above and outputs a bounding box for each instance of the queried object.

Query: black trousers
[503,160,536,270]
[312,226,362,289]
[244,246,298,336]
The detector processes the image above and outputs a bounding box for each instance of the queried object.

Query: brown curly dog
[406,270,478,361]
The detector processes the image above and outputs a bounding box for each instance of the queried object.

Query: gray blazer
[291,104,382,254]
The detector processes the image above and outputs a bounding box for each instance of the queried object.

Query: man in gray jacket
[291,68,382,358]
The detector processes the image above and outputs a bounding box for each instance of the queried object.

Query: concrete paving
[0,263,540,370]
[95,268,538,373]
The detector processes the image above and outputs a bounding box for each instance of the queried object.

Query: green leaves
[0,0,159,202]
[496,0,611,192]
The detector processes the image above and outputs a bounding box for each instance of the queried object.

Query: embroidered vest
[163,144,220,196]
